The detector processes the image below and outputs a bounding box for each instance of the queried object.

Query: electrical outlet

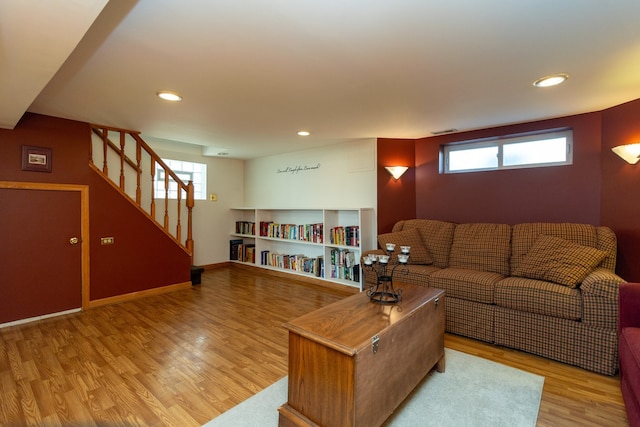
[210,194,218,201]
[101,237,115,245]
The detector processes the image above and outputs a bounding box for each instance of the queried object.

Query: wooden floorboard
[0,266,629,426]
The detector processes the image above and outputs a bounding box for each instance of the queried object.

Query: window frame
[442,128,573,174]
[155,158,207,201]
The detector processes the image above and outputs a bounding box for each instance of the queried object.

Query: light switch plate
[101,237,114,245]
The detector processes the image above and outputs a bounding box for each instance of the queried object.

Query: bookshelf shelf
[259,236,325,246]
[229,208,375,289]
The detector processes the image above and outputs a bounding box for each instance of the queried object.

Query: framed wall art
[21,145,52,172]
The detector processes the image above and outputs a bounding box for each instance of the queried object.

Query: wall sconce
[385,166,409,180]
[612,143,640,164]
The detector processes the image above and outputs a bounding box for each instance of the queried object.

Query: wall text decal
[277,163,321,174]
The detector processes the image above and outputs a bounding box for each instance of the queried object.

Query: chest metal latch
[372,335,380,354]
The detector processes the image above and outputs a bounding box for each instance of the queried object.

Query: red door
[0,188,82,324]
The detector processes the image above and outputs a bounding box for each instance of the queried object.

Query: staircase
[89,125,194,260]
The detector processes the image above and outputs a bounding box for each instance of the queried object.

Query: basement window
[155,159,207,200]
[443,129,573,173]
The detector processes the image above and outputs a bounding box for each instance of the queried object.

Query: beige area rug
[203,348,544,427]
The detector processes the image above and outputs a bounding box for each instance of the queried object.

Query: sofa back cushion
[510,223,603,274]
[392,219,456,268]
[377,228,433,265]
[596,226,618,271]
[511,234,607,288]
[448,223,512,275]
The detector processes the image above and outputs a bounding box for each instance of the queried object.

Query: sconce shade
[612,143,640,164]
[385,166,409,179]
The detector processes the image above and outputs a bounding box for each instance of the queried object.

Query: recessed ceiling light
[297,131,310,136]
[533,73,569,88]
[156,91,183,101]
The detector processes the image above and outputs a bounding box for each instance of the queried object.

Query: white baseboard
[0,308,82,329]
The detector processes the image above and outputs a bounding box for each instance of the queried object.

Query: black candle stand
[363,246,410,304]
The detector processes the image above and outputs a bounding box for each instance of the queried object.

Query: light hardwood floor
[0,267,629,426]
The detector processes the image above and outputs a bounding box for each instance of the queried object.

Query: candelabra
[363,243,410,304]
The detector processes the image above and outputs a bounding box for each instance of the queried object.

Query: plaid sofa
[363,219,625,375]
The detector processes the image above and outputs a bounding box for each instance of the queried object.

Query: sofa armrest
[581,268,625,300]
[619,282,640,331]
[581,268,625,329]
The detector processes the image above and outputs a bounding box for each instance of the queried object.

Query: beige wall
[244,138,377,209]
[152,138,378,266]
[149,140,244,266]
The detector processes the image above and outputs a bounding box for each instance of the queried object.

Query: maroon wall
[377,104,640,281]
[0,113,191,318]
[413,112,602,224]
[0,113,92,183]
[88,173,191,300]
[601,99,640,282]
[376,139,416,234]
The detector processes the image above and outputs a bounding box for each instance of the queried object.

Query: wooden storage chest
[278,283,445,427]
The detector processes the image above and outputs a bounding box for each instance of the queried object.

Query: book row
[235,221,255,235]
[261,251,324,277]
[235,221,361,249]
[229,239,255,263]
[329,226,360,247]
[258,248,360,283]
[328,248,360,282]
[259,221,324,243]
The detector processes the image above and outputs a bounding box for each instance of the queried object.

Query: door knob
[69,237,79,245]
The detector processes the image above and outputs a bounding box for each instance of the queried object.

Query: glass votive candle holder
[401,246,411,254]
[398,254,409,263]
[386,243,396,251]
[379,255,390,264]
[364,256,373,265]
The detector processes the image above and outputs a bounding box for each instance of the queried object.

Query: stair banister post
[101,128,109,175]
[176,182,182,243]
[163,169,169,230]
[119,132,126,190]
[150,157,156,219]
[88,125,94,166]
[135,139,142,204]
[186,180,194,261]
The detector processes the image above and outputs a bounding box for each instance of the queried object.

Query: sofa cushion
[495,277,582,320]
[445,297,495,343]
[429,267,503,304]
[494,306,618,375]
[393,219,455,268]
[512,235,606,288]
[383,264,440,288]
[448,223,512,275]
[377,228,433,265]
[510,222,599,273]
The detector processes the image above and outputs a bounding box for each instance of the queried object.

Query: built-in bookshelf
[229,208,375,289]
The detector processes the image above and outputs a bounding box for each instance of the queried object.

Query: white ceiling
[4,0,640,159]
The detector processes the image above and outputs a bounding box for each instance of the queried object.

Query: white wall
[244,138,377,209]
[150,140,244,266]
[150,137,377,266]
